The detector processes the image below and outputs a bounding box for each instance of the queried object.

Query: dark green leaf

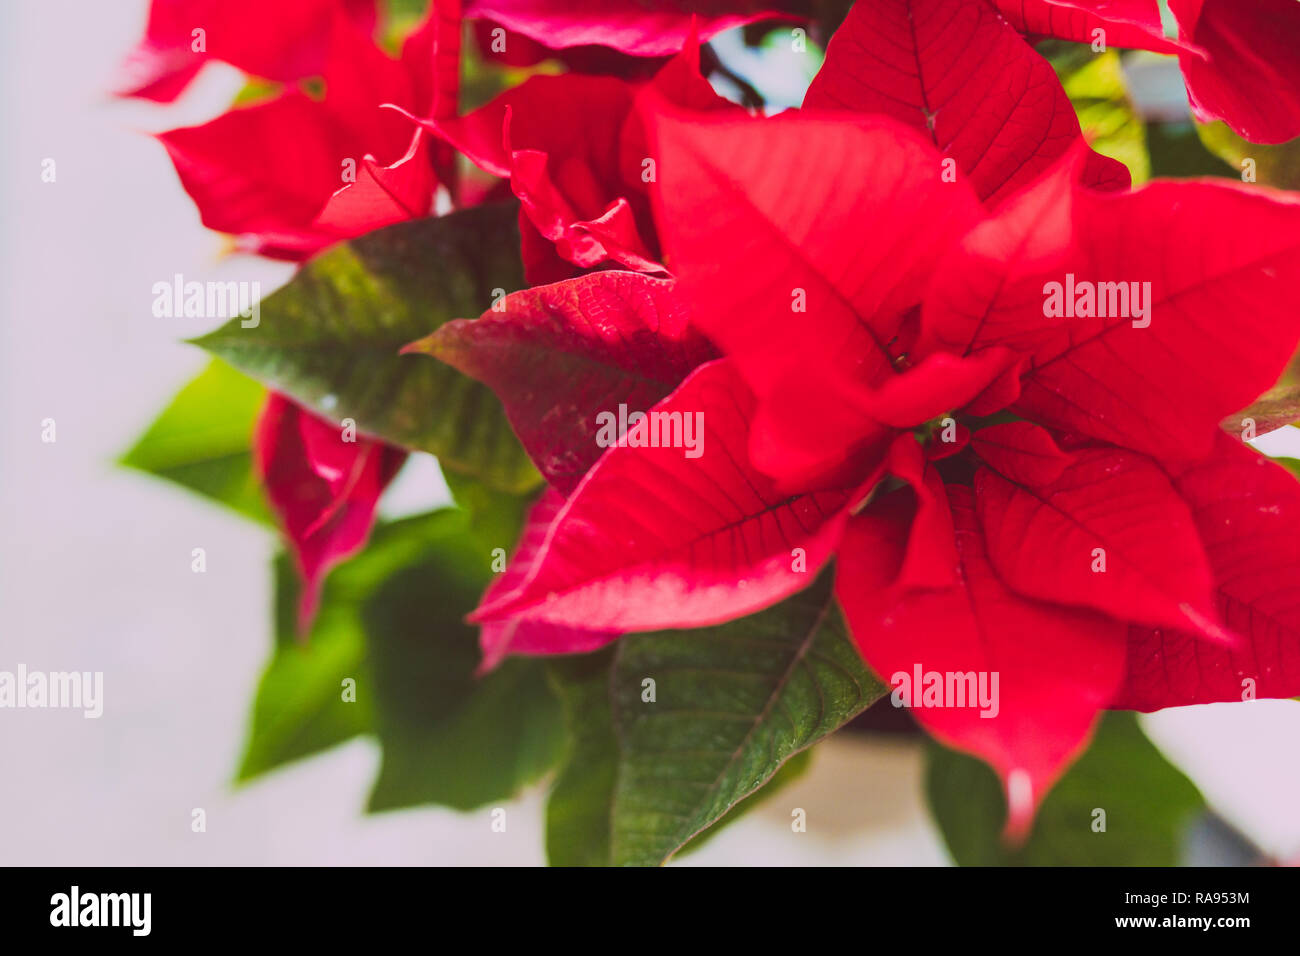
[545,649,621,867]
[546,571,888,866]
[441,464,536,559]
[239,509,473,780]
[364,539,565,812]
[120,359,271,524]
[673,747,813,858]
[191,203,541,493]
[926,711,1204,865]
[1147,121,1237,180]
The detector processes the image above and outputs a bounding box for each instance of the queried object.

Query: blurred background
[1,0,1298,866]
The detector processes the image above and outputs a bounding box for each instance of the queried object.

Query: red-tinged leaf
[837,484,1127,835]
[922,154,1300,461]
[312,128,436,237]
[116,0,377,102]
[976,447,1225,640]
[804,0,1129,206]
[471,360,855,632]
[255,394,406,631]
[463,0,796,56]
[403,272,715,495]
[1115,434,1300,709]
[1169,0,1300,145]
[1221,385,1300,439]
[478,489,619,670]
[970,421,1071,486]
[990,0,1180,53]
[651,108,984,398]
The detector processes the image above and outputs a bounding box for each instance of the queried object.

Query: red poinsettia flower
[429,102,1300,833]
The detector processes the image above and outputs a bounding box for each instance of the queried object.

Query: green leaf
[1051,47,1150,184]
[364,545,565,812]
[239,509,472,781]
[441,464,536,559]
[673,747,813,858]
[925,711,1204,865]
[1147,120,1237,180]
[191,203,541,493]
[546,571,888,866]
[1197,120,1300,189]
[240,504,564,809]
[545,649,620,867]
[121,359,271,524]
[238,555,374,780]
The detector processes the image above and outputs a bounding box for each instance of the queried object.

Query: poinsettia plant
[120,0,1300,865]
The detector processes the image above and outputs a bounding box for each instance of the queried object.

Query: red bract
[116,0,377,102]
[404,272,717,494]
[464,0,797,56]
[1115,433,1300,710]
[158,9,441,259]
[1019,0,1300,143]
[1167,0,1300,144]
[838,482,1128,837]
[412,34,731,278]
[451,103,1300,828]
[475,488,620,670]
[804,0,1130,205]
[255,395,406,632]
[470,358,858,631]
[993,0,1176,51]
